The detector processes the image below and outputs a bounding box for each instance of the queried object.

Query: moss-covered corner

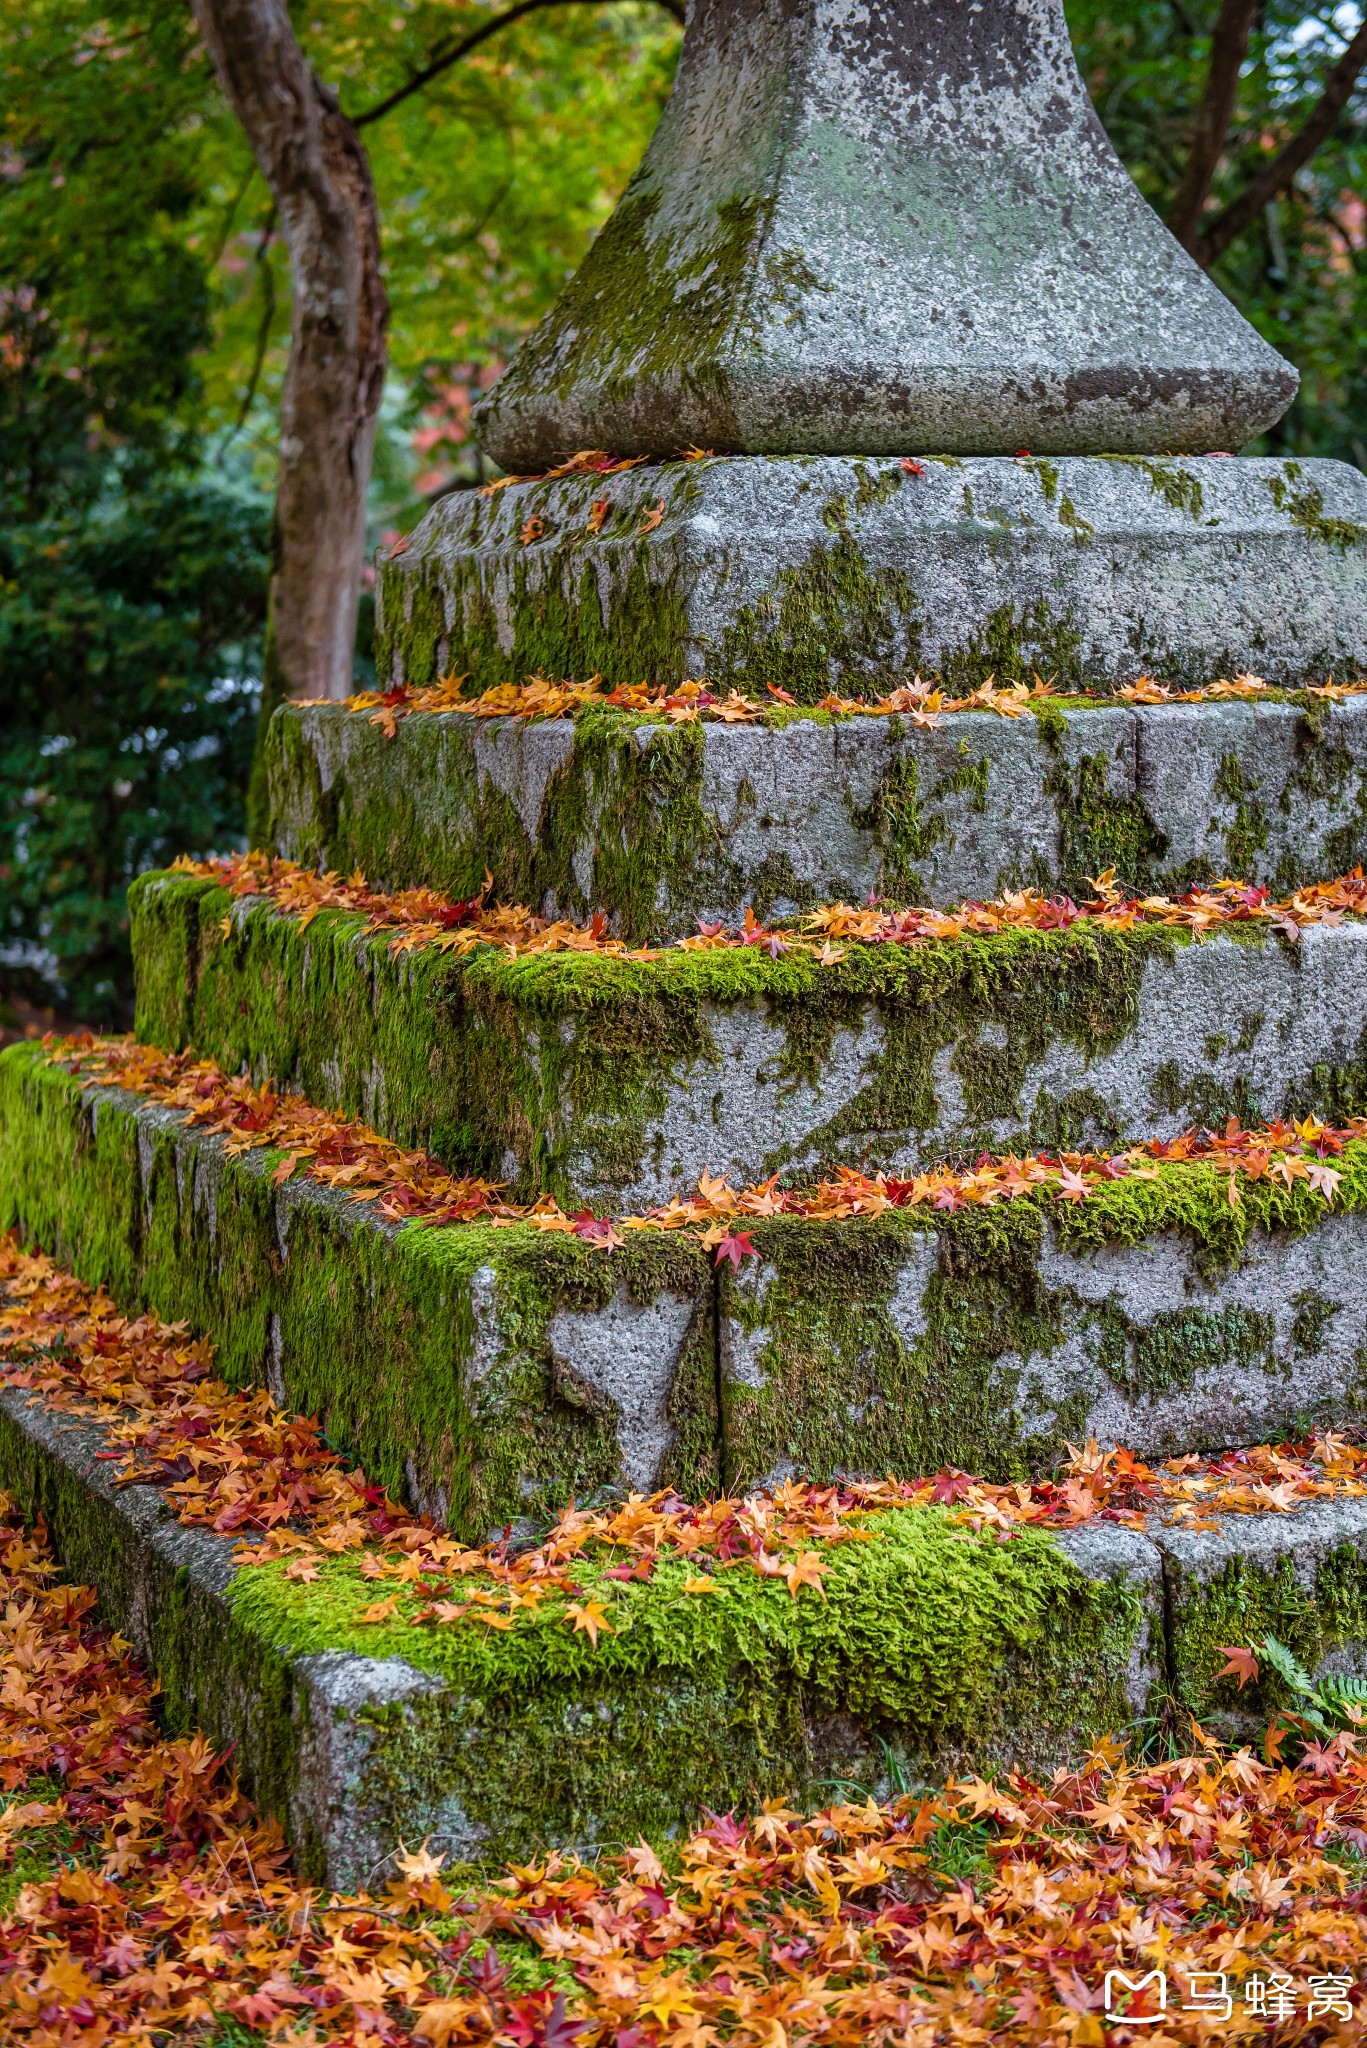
[1168,1532,1367,1727]
[229,1502,1146,1859]
[264,701,733,944]
[0,1043,717,1540]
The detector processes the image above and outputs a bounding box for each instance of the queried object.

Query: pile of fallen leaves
[323,667,1367,740]
[6,1476,1367,2046]
[321,664,1364,738]
[43,1032,1360,1246]
[171,849,1367,965]
[4,1234,1367,1619]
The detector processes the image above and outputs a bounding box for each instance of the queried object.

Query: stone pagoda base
[376,455,1367,698]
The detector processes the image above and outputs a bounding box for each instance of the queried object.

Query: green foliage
[1257,1630,1367,1737]
[1,4,272,1021]
[0,483,267,1022]
[1066,2,1367,463]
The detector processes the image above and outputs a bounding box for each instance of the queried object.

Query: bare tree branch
[1167,0,1259,250]
[1195,15,1367,267]
[354,0,685,131]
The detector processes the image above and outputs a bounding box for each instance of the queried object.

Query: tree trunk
[190,0,388,729]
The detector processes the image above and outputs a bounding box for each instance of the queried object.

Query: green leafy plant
[1256,1632,1367,1737]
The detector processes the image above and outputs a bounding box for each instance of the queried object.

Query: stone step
[6,1038,1367,1481]
[0,1366,1154,1887]
[136,865,1367,1211]
[375,455,1367,694]
[0,1042,718,1541]
[268,689,1367,932]
[6,1334,1367,1884]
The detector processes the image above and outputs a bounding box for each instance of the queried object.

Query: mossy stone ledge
[11,1356,1367,1882]
[0,1043,718,1542]
[375,455,1367,699]
[134,869,1367,1209]
[267,691,1367,931]
[8,1041,1367,1488]
[717,1191,1367,1487]
[0,1374,1158,1884]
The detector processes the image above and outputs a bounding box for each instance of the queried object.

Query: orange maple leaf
[1213,1645,1260,1690]
[565,1598,614,1646]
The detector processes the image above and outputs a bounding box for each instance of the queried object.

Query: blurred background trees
[2,0,1365,1023]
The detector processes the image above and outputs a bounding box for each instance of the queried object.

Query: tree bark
[1195,16,1367,267]
[1166,0,1259,252]
[189,0,388,711]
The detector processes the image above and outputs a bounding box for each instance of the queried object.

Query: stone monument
[370,0,1367,698]
[11,0,1367,1886]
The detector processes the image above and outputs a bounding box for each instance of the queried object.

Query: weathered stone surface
[378,455,1367,696]
[133,870,1367,1210]
[473,0,1294,465]
[718,1201,1367,1485]
[0,1043,718,1539]
[269,688,1367,930]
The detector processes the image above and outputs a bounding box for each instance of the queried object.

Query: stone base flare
[378,453,1367,696]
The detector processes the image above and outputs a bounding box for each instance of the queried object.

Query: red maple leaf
[713,1231,755,1271]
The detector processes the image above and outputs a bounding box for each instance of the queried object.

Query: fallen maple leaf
[638,499,665,535]
[565,1598,614,1646]
[713,1230,756,1271]
[356,1596,401,1623]
[1214,1645,1260,1690]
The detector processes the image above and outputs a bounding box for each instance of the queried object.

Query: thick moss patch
[228,1503,1145,1853]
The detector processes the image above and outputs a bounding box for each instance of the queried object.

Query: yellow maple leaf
[355,1596,401,1624]
[565,1598,614,1647]
[784,1551,830,1599]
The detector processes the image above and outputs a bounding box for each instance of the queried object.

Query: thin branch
[1196,15,1367,266]
[1167,0,1260,249]
[353,0,684,130]
[232,203,278,433]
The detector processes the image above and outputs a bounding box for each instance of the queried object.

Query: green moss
[711,518,923,701]
[1043,747,1169,896]
[377,505,696,691]
[485,186,774,413]
[1088,1302,1278,1402]
[938,599,1084,693]
[721,1140,1367,1486]
[1213,750,1269,877]
[1170,1543,1367,1724]
[1265,462,1367,552]
[228,1500,1144,1853]
[0,1042,717,1540]
[1101,456,1205,522]
[857,745,990,898]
